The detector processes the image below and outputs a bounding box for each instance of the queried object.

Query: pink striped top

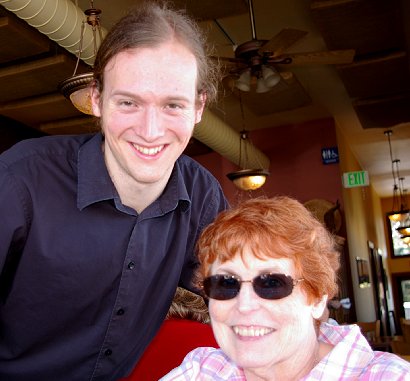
[161,323,410,380]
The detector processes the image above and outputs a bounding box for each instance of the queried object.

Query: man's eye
[167,103,182,110]
[119,100,134,107]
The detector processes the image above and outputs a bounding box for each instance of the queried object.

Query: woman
[161,197,410,380]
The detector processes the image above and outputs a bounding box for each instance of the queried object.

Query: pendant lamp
[226,95,269,191]
[58,1,103,115]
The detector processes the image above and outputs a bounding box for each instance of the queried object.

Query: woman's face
[208,249,327,376]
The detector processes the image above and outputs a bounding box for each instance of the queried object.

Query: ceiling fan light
[235,69,251,92]
[256,77,270,93]
[262,65,281,88]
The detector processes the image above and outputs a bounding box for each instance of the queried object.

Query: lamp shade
[256,77,270,93]
[397,212,410,235]
[59,72,94,115]
[235,69,251,92]
[58,2,103,114]
[262,65,281,88]
[227,169,270,191]
[389,213,403,222]
[398,226,410,235]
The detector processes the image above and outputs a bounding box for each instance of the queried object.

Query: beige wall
[336,125,390,321]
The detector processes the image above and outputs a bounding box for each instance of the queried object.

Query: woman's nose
[236,282,261,312]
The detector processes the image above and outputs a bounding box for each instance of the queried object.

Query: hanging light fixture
[231,0,283,94]
[226,130,270,190]
[396,177,409,233]
[399,224,410,236]
[58,1,103,115]
[395,177,410,241]
[226,95,269,191]
[384,129,410,247]
[235,64,281,93]
[384,130,407,221]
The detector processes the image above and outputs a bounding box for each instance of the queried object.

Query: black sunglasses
[202,273,304,300]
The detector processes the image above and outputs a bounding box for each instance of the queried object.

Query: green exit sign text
[342,171,369,188]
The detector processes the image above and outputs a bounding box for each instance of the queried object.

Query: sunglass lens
[254,274,293,299]
[203,275,240,300]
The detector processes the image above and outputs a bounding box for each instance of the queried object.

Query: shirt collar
[77,133,191,214]
[77,133,117,210]
[155,158,191,215]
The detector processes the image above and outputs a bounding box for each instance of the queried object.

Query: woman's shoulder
[160,347,245,381]
[366,351,410,380]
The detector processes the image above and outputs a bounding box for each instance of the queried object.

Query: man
[0,3,228,380]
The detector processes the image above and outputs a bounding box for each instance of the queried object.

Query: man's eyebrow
[110,90,192,103]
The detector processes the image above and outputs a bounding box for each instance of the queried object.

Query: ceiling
[1,0,410,198]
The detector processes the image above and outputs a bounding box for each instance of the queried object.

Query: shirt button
[104,349,112,356]
[127,261,135,270]
[117,308,125,316]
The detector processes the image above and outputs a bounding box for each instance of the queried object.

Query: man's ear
[91,86,102,117]
[194,93,207,124]
[312,295,328,320]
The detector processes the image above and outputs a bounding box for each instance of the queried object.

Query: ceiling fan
[215,0,355,94]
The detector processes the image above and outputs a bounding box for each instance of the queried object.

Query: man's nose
[138,106,165,140]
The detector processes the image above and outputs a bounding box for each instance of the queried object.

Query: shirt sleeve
[364,352,410,380]
[0,165,31,275]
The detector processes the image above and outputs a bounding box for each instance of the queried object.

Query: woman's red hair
[195,196,340,303]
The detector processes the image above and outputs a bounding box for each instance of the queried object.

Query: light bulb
[262,65,281,88]
[256,77,270,93]
[235,69,251,92]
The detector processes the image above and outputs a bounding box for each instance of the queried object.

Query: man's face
[91,40,205,192]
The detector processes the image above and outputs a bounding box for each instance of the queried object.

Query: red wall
[194,118,344,207]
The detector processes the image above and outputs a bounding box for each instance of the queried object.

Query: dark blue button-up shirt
[0,133,228,381]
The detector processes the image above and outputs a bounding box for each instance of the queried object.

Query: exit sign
[342,171,369,188]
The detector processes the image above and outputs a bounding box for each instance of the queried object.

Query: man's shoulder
[176,155,225,199]
[0,134,96,167]
[177,155,219,183]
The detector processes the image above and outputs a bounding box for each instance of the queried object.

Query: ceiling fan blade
[210,55,249,77]
[274,49,356,66]
[259,28,308,57]
[210,55,246,64]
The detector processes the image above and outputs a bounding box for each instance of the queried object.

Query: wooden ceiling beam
[0,14,50,63]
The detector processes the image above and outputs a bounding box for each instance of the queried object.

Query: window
[386,211,410,258]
